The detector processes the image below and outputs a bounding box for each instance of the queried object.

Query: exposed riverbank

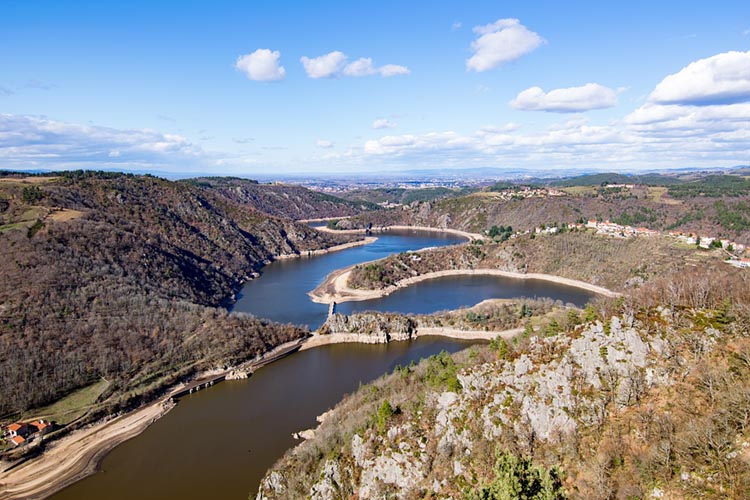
[315,224,483,241]
[299,326,523,351]
[274,236,377,260]
[310,267,620,304]
[0,338,306,500]
[0,401,172,500]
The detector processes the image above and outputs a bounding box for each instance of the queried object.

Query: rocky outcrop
[225,370,249,380]
[256,308,746,499]
[318,312,416,342]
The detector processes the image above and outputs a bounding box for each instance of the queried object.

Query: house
[29,419,51,436]
[7,422,29,438]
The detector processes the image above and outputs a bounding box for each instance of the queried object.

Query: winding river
[50,229,595,500]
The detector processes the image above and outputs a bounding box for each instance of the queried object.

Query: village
[491,185,568,201]
[518,218,750,268]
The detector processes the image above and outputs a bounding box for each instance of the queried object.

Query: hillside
[257,266,750,499]
[340,175,750,245]
[339,186,475,206]
[0,172,354,420]
[346,231,720,293]
[183,177,379,220]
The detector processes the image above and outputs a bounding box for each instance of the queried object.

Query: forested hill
[0,172,354,417]
[185,177,379,220]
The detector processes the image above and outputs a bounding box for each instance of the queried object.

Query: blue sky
[1,0,749,175]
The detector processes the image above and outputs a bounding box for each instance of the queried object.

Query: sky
[1,0,749,176]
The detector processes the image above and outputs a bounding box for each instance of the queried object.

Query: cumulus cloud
[372,118,397,129]
[301,52,410,78]
[648,50,750,105]
[301,51,348,79]
[342,57,377,77]
[316,139,334,148]
[625,50,750,145]
[360,96,750,170]
[235,49,286,81]
[467,18,545,72]
[510,83,619,112]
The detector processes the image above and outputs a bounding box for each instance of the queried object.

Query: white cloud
[378,64,410,77]
[235,49,286,82]
[510,83,619,112]
[0,114,208,170]
[648,50,750,105]
[301,51,348,79]
[372,119,397,129]
[316,139,334,148]
[359,88,750,170]
[302,52,410,78]
[467,18,545,72]
[343,57,377,77]
[452,21,462,31]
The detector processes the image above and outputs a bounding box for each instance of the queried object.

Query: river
[50,229,595,500]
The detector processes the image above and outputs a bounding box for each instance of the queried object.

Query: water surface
[232,229,465,328]
[51,338,474,500]
[338,274,594,316]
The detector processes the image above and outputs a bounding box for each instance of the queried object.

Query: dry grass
[0,176,60,185]
[24,379,111,425]
[46,208,85,223]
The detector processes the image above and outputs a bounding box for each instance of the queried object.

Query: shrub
[465,452,566,500]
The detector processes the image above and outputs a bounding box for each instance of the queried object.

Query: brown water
[51,339,474,500]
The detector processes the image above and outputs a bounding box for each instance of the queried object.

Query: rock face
[225,370,249,380]
[318,312,416,343]
[256,313,730,500]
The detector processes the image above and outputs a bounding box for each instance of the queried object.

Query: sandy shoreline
[315,224,483,241]
[274,237,377,260]
[296,216,352,223]
[299,326,523,351]
[0,337,305,500]
[310,267,620,304]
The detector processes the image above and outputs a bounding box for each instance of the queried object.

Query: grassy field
[24,378,111,426]
[560,185,597,197]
